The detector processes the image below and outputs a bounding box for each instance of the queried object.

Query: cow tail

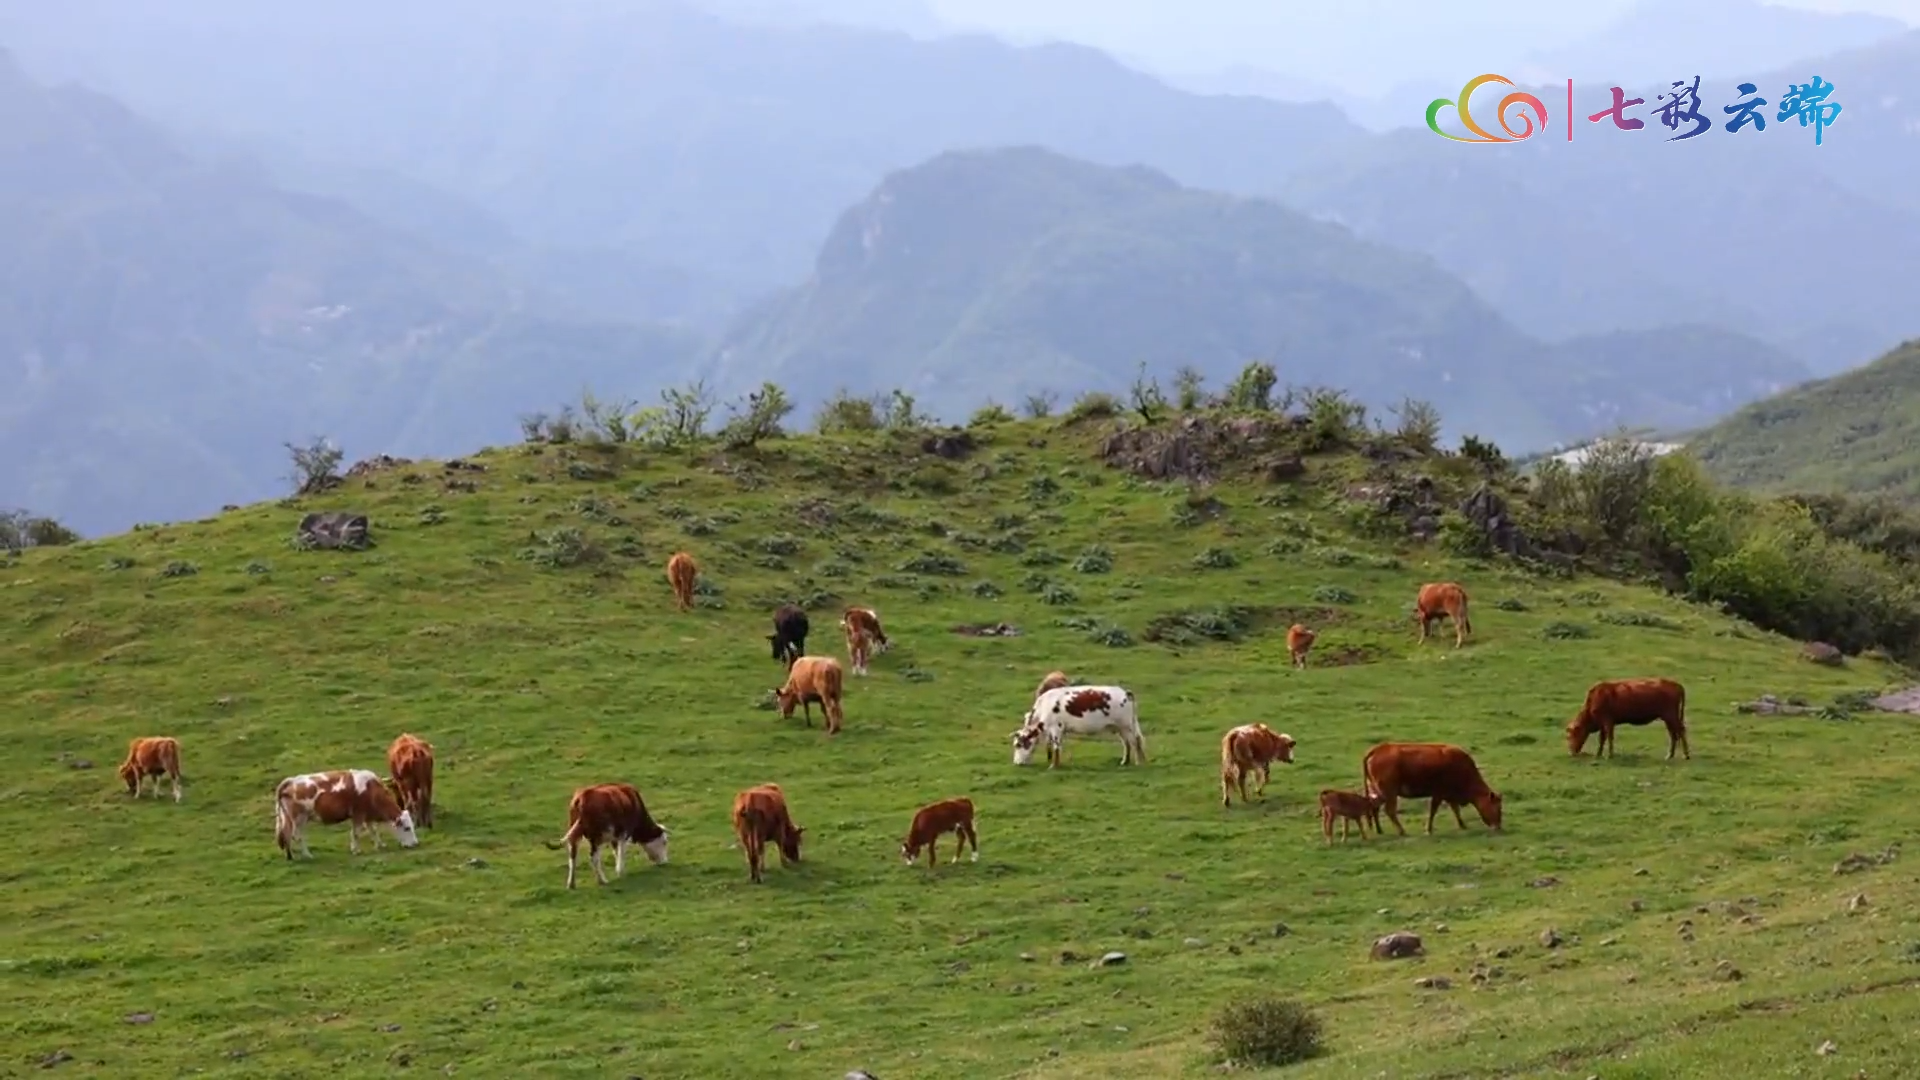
[1360,749,1378,799]
[1459,595,1472,634]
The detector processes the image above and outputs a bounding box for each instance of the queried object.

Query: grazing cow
[118,736,183,802]
[1361,742,1503,835]
[731,783,804,883]
[666,551,699,612]
[1034,670,1072,700]
[1286,624,1315,669]
[385,733,435,828]
[1011,685,1146,768]
[1220,723,1296,806]
[900,797,979,868]
[1567,677,1690,760]
[274,769,418,859]
[840,606,888,676]
[768,603,809,668]
[1414,582,1472,647]
[1319,788,1383,844]
[773,655,846,734]
[544,782,670,889]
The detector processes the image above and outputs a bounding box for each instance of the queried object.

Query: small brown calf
[1319,788,1382,844]
[900,797,979,868]
[118,736,183,802]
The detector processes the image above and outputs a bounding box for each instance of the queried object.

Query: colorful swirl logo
[1425,74,1549,142]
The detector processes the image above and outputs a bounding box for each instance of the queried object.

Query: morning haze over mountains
[3,0,1918,534]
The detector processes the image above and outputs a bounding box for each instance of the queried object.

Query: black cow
[768,604,809,668]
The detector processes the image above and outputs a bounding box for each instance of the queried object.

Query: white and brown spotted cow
[274,769,419,860]
[1011,685,1146,768]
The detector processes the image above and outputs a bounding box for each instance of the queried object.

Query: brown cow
[840,606,888,677]
[386,733,435,828]
[1318,788,1382,844]
[1567,677,1690,760]
[773,655,846,734]
[1361,742,1503,835]
[900,797,979,868]
[544,782,670,889]
[1219,723,1296,807]
[118,736,183,802]
[274,769,419,859]
[666,551,699,612]
[1286,624,1315,669]
[1034,670,1071,700]
[731,783,805,883]
[1414,582,1472,648]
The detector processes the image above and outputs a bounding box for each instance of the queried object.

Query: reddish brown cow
[1286,624,1316,669]
[1219,723,1296,806]
[386,733,435,828]
[1034,670,1071,700]
[118,736,183,802]
[900,797,979,868]
[544,782,670,889]
[666,551,699,612]
[1414,582,1473,648]
[1567,677,1690,760]
[731,783,805,883]
[1361,742,1503,835]
[773,655,846,734]
[1318,788,1382,844]
[274,769,419,859]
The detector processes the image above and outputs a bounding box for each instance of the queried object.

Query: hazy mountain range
[2,0,1917,533]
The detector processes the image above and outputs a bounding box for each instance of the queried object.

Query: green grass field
[4,420,1918,1078]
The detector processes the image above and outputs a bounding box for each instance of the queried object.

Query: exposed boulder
[295,512,372,551]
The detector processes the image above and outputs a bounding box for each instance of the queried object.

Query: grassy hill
[711,147,1809,449]
[4,413,1917,1078]
[1692,339,1920,499]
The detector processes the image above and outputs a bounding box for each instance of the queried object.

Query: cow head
[767,633,798,665]
[1276,733,1297,763]
[641,826,670,865]
[778,823,805,864]
[771,685,799,718]
[1473,790,1504,831]
[117,758,140,794]
[1010,725,1042,766]
[391,810,420,848]
[899,839,921,864]
[1565,716,1592,756]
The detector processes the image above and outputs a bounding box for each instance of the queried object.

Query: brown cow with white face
[118,736,183,802]
[274,769,419,860]
[1220,723,1295,806]
[545,782,670,889]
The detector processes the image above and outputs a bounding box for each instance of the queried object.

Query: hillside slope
[1691,338,1920,498]
[2,418,1913,1079]
[710,147,1810,447]
[0,52,706,536]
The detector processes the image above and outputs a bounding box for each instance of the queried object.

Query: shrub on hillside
[1222,361,1278,412]
[285,437,344,495]
[1063,391,1120,423]
[1,510,80,552]
[814,389,885,434]
[1210,995,1324,1068]
[969,402,1015,427]
[719,382,794,449]
[1021,390,1059,419]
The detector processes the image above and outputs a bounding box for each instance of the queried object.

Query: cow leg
[1236,768,1251,804]
[1454,615,1465,648]
[1426,797,1443,835]
[1450,803,1468,830]
[1417,615,1429,644]
[170,772,183,802]
[565,838,580,890]
[1321,808,1333,844]
[614,837,628,879]
[963,823,979,862]
[348,821,362,854]
[590,841,610,886]
[1680,726,1692,760]
[1381,796,1407,836]
[1255,763,1271,798]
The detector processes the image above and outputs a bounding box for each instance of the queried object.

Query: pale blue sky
[926,0,1920,94]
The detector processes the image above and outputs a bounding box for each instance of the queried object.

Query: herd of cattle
[109,556,1694,885]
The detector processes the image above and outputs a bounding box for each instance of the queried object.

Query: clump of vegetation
[1020,548,1065,568]
[1494,598,1529,612]
[899,552,966,576]
[970,580,1002,599]
[101,555,135,571]
[1039,582,1077,605]
[285,437,344,495]
[2,510,80,552]
[1142,606,1254,645]
[1210,996,1324,1068]
[1541,621,1594,640]
[519,528,603,569]
[1597,610,1681,630]
[1063,391,1120,423]
[1193,547,1238,569]
[1311,585,1357,604]
[969,402,1014,427]
[1071,545,1114,574]
[245,560,272,575]
[719,382,795,449]
[158,560,199,579]
[566,461,615,482]
[1021,390,1058,419]
[1024,475,1063,505]
[760,534,804,557]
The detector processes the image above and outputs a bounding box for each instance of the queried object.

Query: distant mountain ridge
[709,147,1810,449]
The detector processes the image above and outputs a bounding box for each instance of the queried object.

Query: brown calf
[666,551,699,612]
[1319,788,1382,843]
[386,733,435,828]
[1034,670,1071,700]
[1362,741,1503,835]
[1219,723,1296,807]
[773,655,846,734]
[1414,582,1472,648]
[118,736,183,802]
[900,797,979,868]
[1567,677,1690,760]
[841,606,887,677]
[731,783,805,883]
[1286,624,1316,669]
[544,782,670,889]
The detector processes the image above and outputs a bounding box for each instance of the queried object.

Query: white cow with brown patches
[1011,685,1145,768]
[274,769,418,859]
